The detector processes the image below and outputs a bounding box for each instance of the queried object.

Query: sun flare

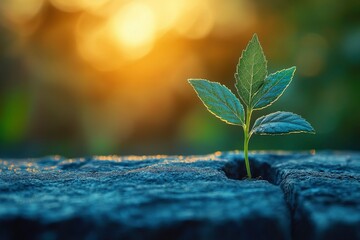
[108,1,156,59]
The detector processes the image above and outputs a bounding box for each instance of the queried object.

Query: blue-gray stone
[0,154,290,240]
[223,151,360,240]
[1,151,359,240]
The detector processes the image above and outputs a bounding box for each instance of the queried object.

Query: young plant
[188,34,315,179]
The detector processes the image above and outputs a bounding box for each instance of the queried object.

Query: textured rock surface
[224,151,360,240]
[0,154,290,240]
[0,151,359,240]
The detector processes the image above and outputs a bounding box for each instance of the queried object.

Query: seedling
[188,34,315,179]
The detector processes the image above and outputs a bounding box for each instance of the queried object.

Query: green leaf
[188,79,245,126]
[251,111,315,135]
[252,67,296,110]
[235,34,267,107]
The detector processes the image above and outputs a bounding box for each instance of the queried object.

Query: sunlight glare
[108,1,156,60]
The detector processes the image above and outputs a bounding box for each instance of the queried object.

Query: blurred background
[0,0,359,158]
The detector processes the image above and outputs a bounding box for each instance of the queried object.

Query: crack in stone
[1,152,359,240]
[221,152,360,240]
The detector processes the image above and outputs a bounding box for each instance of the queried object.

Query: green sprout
[188,34,315,179]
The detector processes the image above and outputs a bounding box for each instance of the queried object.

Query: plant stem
[243,107,252,179]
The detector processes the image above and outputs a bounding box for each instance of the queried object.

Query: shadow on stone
[221,156,273,183]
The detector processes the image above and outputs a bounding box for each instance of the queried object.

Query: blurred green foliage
[0,0,359,157]
[0,89,29,143]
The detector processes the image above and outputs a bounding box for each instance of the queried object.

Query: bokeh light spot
[175,1,214,39]
[108,1,156,60]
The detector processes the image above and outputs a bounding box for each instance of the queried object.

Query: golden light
[73,0,257,70]
[174,0,214,39]
[147,0,185,33]
[108,1,156,60]
[50,0,83,12]
[50,0,109,12]
[212,0,256,36]
[0,0,262,155]
[0,0,44,24]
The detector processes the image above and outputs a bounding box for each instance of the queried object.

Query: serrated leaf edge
[250,111,315,136]
[188,79,245,126]
[235,34,268,107]
[252,66,296,110]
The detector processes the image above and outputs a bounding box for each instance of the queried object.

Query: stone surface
[0,154,290,240]
[0,151,359,240]
[223,151,360,240]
